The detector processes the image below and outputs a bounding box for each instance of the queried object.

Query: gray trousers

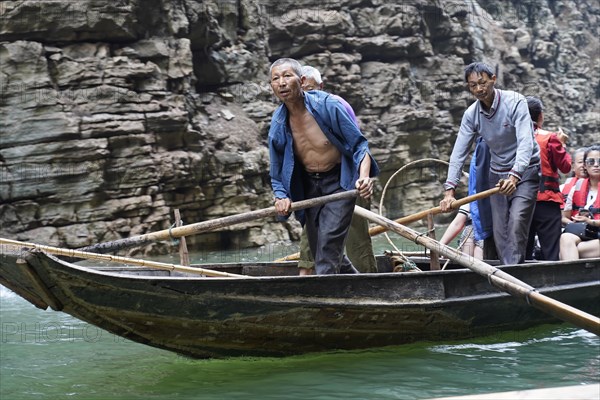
[489,165,539,265]
[303,167,358,275]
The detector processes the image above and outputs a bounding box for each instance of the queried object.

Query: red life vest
[571,178,600,219]
[535,131,563,203]
[561,177,579,206]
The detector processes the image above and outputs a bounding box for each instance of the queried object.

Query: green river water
[1,236,599,399]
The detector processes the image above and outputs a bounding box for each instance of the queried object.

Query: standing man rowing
[440,61,540,265]
[268,58,379,274]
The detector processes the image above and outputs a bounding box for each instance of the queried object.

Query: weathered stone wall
[1,0,598,254]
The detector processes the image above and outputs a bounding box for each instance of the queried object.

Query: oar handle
[274,187,501,262]
[369,187,500,236]
[78,190,359,254]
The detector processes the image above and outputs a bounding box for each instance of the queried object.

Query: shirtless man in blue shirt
[268,58,379,274]
[296,65,377,275]
[440,62,540,265]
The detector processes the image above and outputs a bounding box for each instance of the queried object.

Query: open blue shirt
[268,90,379,222]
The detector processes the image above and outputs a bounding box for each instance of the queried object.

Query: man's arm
[441,110,477,211]
[355,154,373,199]
[510,97,538,179]
[268,114,292,216]
[444,109,478,192]
[548,133,572,174]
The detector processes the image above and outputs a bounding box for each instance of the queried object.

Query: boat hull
[1,249,599,358]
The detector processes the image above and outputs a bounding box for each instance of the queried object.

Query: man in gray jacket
[440,61,540,265]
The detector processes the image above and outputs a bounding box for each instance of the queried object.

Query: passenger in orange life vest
[524,97,571,261]
[560,147,588,223]
[560,144,600,260]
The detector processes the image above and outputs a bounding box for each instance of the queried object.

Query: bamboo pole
[78,190,358,255]
[275,187,500,262]
[352,205,600,336]
[0,238,252,279]
[369,187,500,236]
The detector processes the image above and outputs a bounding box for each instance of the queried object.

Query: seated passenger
[561,147,588,225]
[559,145,600,260]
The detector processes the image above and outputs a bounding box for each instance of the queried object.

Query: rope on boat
[378,158,467,271]
[441,227,474,270]
[169,222,180,245]
[390,256,420,272]
[168,217,185,246]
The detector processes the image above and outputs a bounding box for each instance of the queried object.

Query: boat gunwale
[22,253,600,305]
[66,254,600,282]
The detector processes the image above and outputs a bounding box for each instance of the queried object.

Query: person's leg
[315,195,357,274]
[489,173,511,264]
[297,227,315,274]
[525,203,541,260]
[504,166,539,264]
[534,201,562,261]
[303,173,324,273]
[303,169,357,275]
[560,232,582,260]
[464,237,476,257]
[345,196,377,273]
[577,239,600,259]
[474,242,484,260]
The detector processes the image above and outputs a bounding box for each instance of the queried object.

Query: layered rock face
[1,0,598,254]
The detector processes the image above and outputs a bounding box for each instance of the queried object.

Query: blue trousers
[303,167,358,275]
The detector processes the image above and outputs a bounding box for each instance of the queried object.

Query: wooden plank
[174,209,190,266]
[427,213,440,270]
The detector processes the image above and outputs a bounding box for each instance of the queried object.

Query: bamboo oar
[352,205,600,336]
[78,190,358,255]
[275,187,500,262]
[0,238,252,279]
[369,187,500,236]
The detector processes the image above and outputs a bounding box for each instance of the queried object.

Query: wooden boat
[1,248,598,359]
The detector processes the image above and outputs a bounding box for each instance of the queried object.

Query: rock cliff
[1,0,598,254]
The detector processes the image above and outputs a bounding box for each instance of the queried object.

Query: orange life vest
[571,178,600,219]
[535,131,563,203]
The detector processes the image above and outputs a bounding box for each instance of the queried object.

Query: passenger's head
[583,145,600,178]
[301,66,324,91]
[526,96,544,128]
[572,147,589,179]
[269,58,304,103]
